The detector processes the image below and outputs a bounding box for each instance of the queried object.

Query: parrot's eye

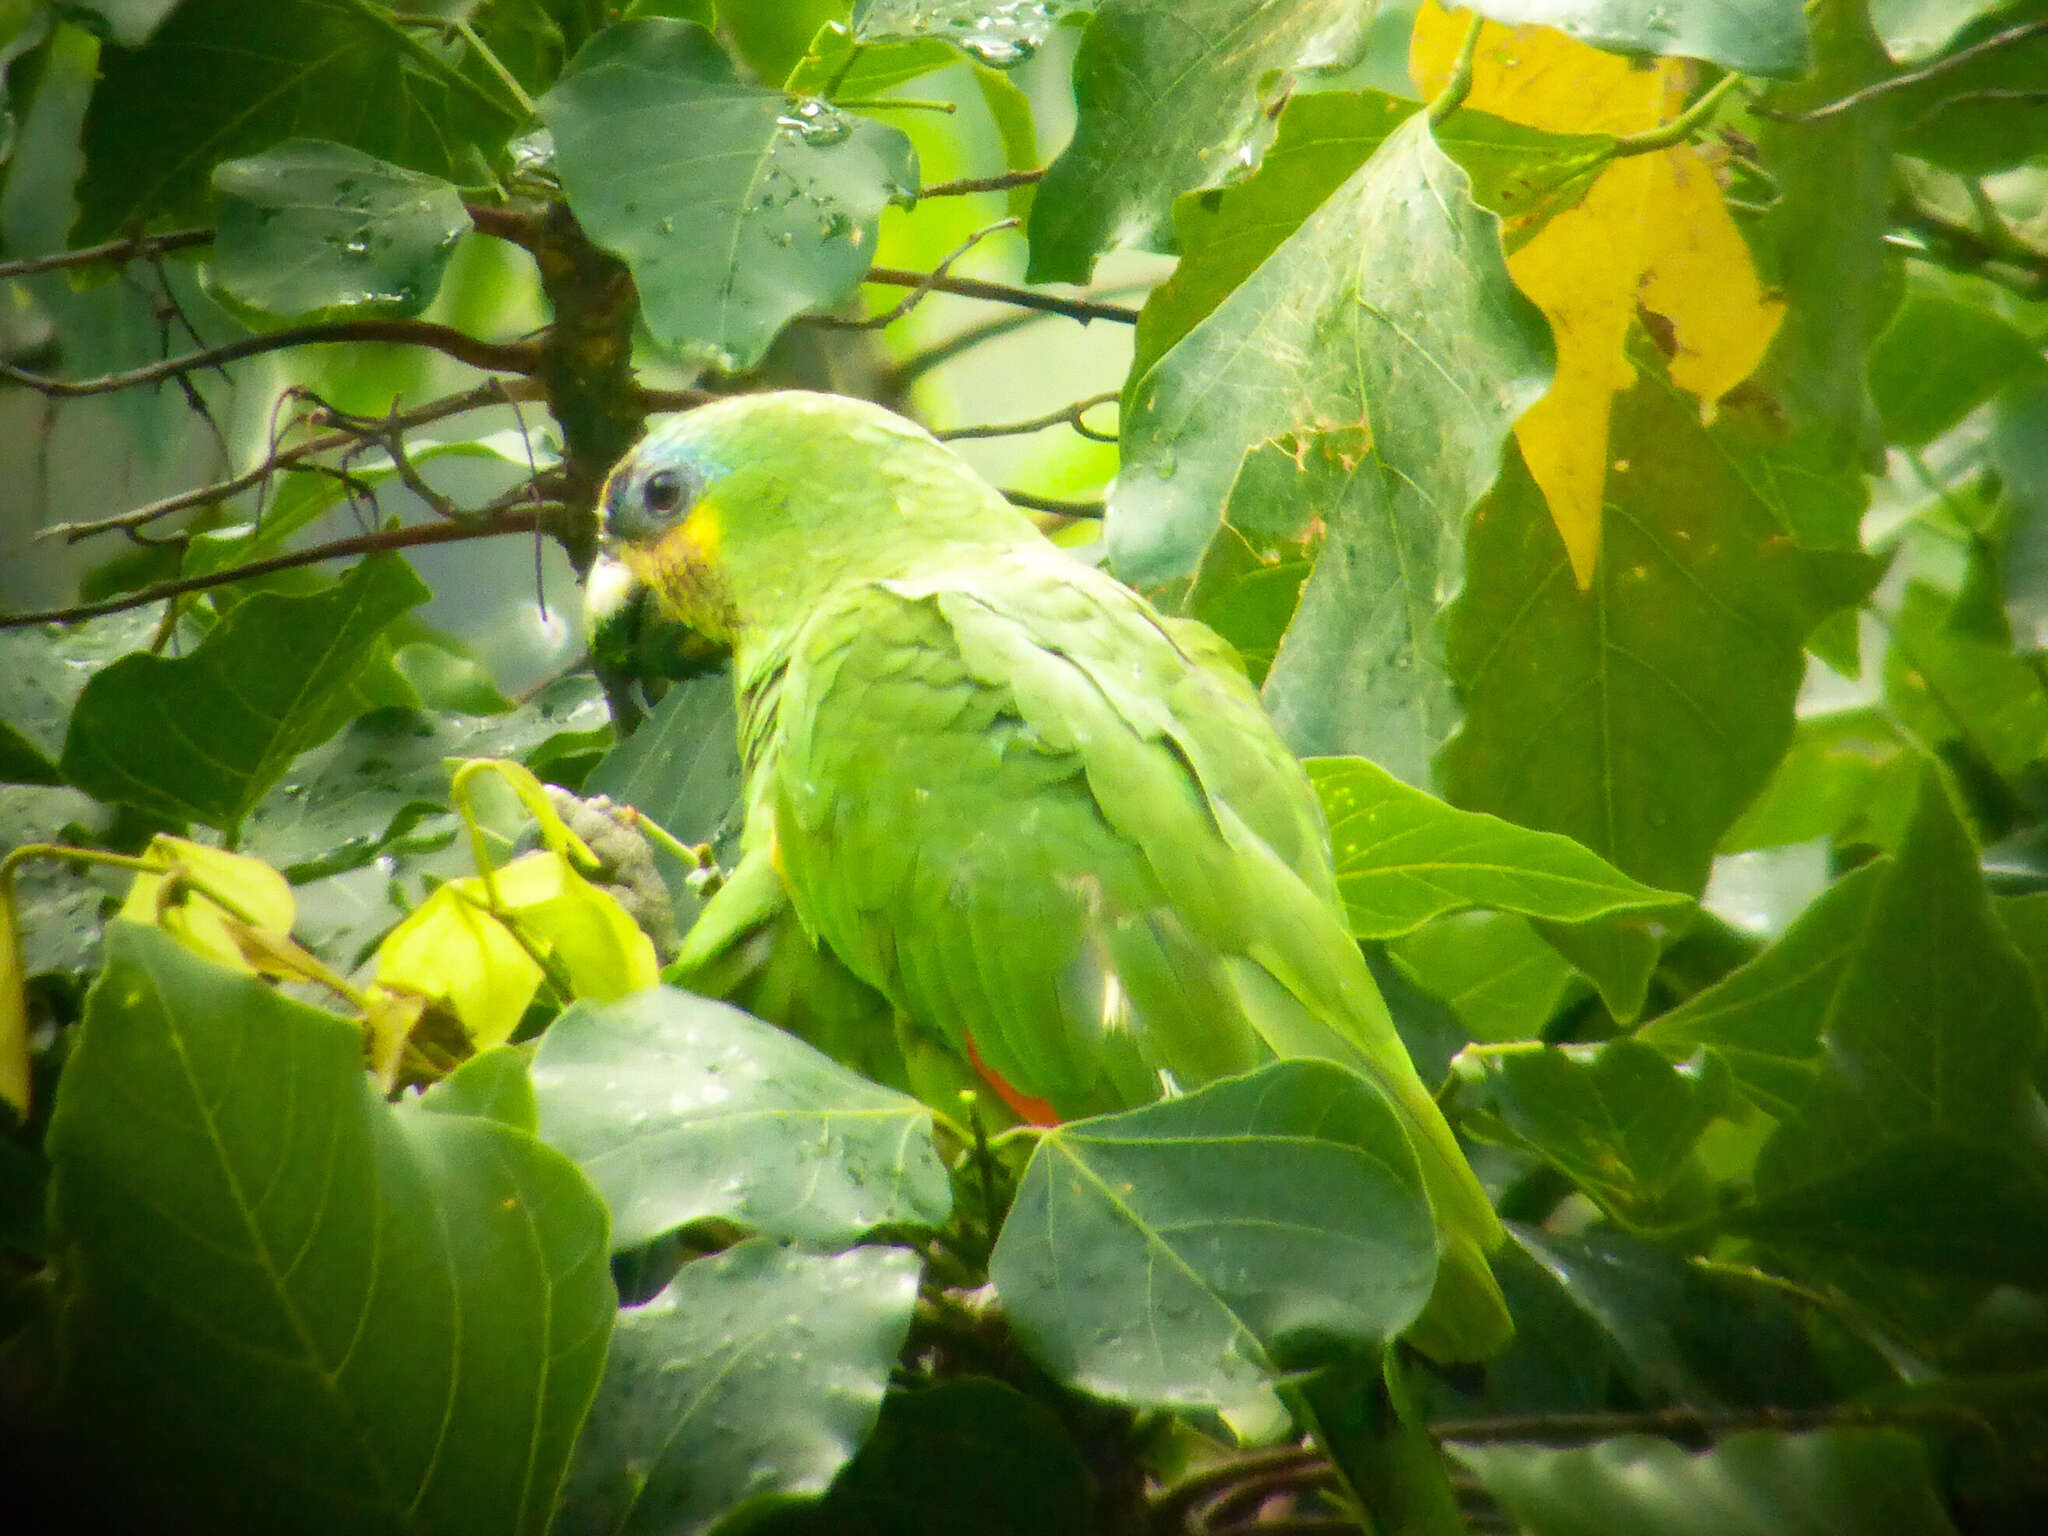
[642,468,689,521]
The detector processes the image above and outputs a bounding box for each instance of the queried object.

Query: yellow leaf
[375,884,545,1051]
[370,849,658,1053]
[119,835,296,974]
[1413,3,1782,585]
[490,850,661,1002]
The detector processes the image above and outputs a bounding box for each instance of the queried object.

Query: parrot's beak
[582,551,641,648]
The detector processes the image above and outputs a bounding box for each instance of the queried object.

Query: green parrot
[595,390,1509,1364]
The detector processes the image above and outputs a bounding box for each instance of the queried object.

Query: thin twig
[811,218,1021,331]
[0,227,213,282]
[1427,14,1486,126]
[1429,1400,1969,1446]
[1001,488,1106,518]
[0,510,548,631]
[938,391,1119,443]
[1771,17,2048,123]
[920,168,1046,197]
[1,319,542,399]
[36,379,544,543]
[862,266,1139,325]
[1610,72,1747,156]
[635,385,721,414]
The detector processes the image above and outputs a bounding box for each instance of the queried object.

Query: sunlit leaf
[1308,755,1692,938]
[556,1239,919,1536]
[538,18,918,371]
[1113,113,1550,783]
[990,1060,1436,1419]
[48,924,614,1534]
[531,986,952,1248]
[115,835,296,975]
[1132,89,1612,385]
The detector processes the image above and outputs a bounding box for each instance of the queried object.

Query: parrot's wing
[765,558,1507,1359]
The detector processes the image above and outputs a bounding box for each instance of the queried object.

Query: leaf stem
[838,96,956,113]
[1427,15,1485,127]
[1609,71,1746,157]
[860,266,1138,325]
[919,168,1045,198]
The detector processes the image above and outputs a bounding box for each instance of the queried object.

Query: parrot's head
[594,390,1029,650]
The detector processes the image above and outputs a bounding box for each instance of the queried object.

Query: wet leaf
[556,1240,919,1536]
[531,986,952,1248]
[206,139,472,327]
[538,18,918,371]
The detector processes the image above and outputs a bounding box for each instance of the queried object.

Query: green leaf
[1869,0,2011,61]
[530,986,953,1249]
[583,669,743,855]
[239,674,611,883]
[785,23,959,97]
[75,0,519,241]
[1638,860,1886,1119]
[1746,2,1897,502]
[1439,370,1881,901]
[1740,773,2048,1281]
[0,608,162,789]
[1386,912,1580,1044]
[420,1044,540,1130]
[206,139,473,327]
[1499,1225,1841,1410]
[1452,1040,1731,1220]
[59,555,431,833]
[852,0,1090,69]
[1307,755,1692,939]
[1132,90,1611,384]
[1455,1430,1960,1536]
[63,1,183,47]
[989,1059,1436,1418]
[718,0,850,83]
[1026,0,1375,283]
[1884,576,2048,785]
[1891,11,2048,173]
[47,923,615,1535]
[1719,708,1919,853]
[1462,0,1810,77]
[1114,115,1551,786]
[555,1239,920,1536]
[1868,284,2048,447]
[778,1377,1098,1536]
[537,18,919,372]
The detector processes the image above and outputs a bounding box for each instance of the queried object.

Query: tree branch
[811,218,1021,331]
[0,227,214,282]
[862,267,1139,325]
[1,318,543,399]
[920,168,1046,197]
[0,511,547,630]
[36,379,547,544]
[938,391,1119,443]
[1770,16,2048,123]
[1001,489,1106,518]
